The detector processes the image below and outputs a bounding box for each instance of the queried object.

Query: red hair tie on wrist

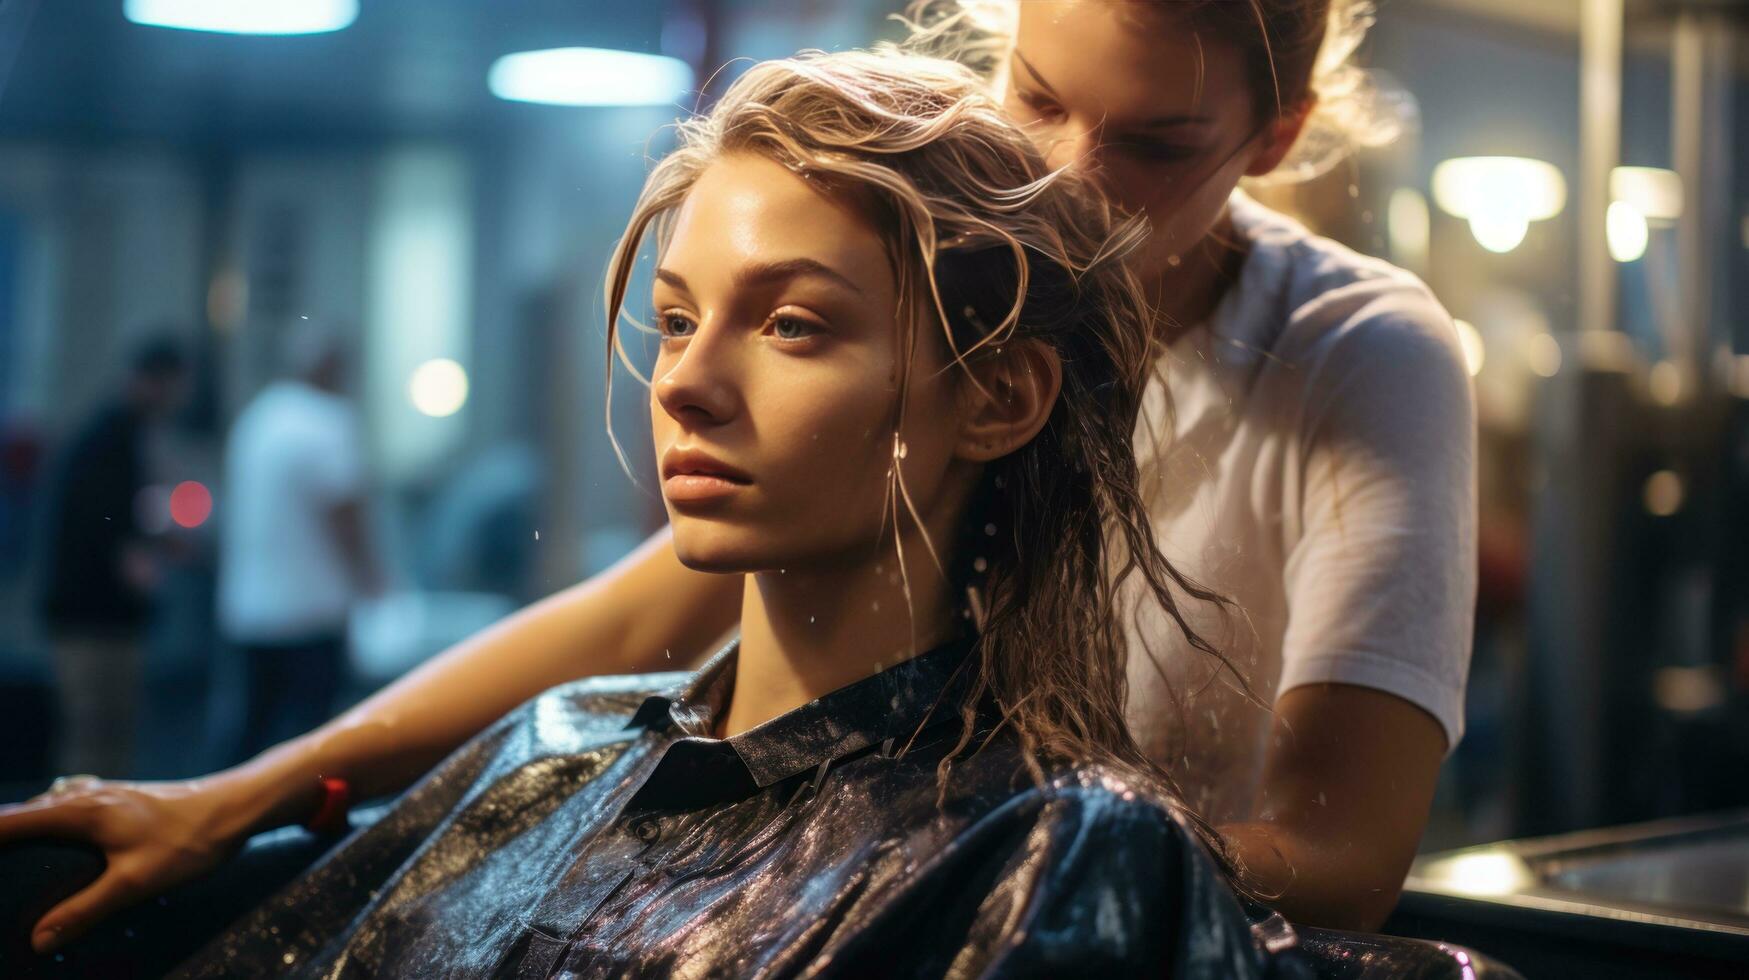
[305,775,352,835]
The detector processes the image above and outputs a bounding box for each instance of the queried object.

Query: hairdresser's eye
[768,314,821,342]
[1111,139,1198,163]
[658,311,697,339]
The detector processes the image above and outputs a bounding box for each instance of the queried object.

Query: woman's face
[1002,0,1271,280]
[650,153,966,575]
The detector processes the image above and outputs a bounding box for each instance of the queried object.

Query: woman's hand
[0,772,273,954]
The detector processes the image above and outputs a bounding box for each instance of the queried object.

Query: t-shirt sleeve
[1276,283,1478,751]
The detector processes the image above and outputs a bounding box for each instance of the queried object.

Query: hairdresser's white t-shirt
[1123,190,1477,823]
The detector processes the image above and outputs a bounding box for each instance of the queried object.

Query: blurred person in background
[217,325,381,763]
[0,0,1475,945]
[36,335,188,779]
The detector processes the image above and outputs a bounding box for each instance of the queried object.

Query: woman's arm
[0,527,741,953]
[1219,683,1447,932]
[236,526,741,823]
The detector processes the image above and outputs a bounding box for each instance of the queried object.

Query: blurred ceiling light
[1387,187,1430,272]
[1453,319,1485,376]
[1610,166,1682,222]
[488,48,694,107]
[1523,332,1562,378]
[409,358,469,418]
[1643,469,1683,517]
[1431,156,1566,254]
[1606,201,1649,263]
[124,0,357,35]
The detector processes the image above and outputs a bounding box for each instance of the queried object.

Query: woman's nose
[653,325,740,426]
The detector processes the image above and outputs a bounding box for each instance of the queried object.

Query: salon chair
[1,805,1521,978]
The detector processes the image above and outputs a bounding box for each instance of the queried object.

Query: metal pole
[1579,0,1622,333]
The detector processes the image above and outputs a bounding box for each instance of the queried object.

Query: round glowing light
[409,358,469,418]
[1610,167,1682,222]
[488,48,694,107]
[1468,212,1530,253]
[1648,361,1683,406]
[1644,470,1683,517]
[1607,201,1649,263]
[1453,319,1486,376]
[170,481,213,529]
[1523,333,1562,378]
[124,0,357,35]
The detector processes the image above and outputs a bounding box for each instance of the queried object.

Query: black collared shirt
[177,641,1299,978]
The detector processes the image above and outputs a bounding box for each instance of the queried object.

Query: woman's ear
[954,340,1062,463]
[1245,95,1317,178]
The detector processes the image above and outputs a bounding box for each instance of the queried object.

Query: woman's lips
[661,448,751,504]
[663,472,749,503]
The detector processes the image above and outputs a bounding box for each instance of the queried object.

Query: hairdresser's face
[1004,0,1271,280]
[651,154,964,574]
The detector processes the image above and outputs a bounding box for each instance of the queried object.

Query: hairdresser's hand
[0,773,265,954]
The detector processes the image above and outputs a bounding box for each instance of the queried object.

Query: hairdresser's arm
[1217,683,1446,932]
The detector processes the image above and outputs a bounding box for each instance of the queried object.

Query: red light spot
[170,481,213,528]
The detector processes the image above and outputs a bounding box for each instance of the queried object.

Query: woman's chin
[669,530,772,576]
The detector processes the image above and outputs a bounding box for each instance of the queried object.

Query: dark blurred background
[0,0,1743,864]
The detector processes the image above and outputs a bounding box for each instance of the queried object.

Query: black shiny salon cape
[175,642,1297,979]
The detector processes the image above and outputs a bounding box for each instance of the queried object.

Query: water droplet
[779,568,786,574]
[972,557,988,573]
[895,440,909,459]
[871,600,881,612]
[283,952,297,965]
[533,530,540,540]
[809,615,816,624]
[664,648,672,659]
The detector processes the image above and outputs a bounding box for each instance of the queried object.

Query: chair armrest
[0,804,388,978]
[1293,923,1525,980]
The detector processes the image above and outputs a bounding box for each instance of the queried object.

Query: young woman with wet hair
[3,0,1473,945]
[12,48,1299,976]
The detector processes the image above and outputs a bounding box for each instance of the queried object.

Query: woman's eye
[659,313,696,338]
[770,316,817,341]
[1016,93,1065,123]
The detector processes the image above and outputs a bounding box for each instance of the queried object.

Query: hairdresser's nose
[654,320,741,427]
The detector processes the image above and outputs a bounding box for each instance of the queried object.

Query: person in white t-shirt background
[3,0,1477,953]
[217,327,382,763]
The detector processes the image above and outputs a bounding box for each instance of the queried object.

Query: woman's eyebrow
[656,259,865,298]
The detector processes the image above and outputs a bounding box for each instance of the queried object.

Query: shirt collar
[629,635,975,791]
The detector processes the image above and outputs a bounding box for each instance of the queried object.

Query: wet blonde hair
[603,48,1243,846]
[901,0,1408,183]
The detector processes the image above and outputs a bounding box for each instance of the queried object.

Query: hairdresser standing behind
[975,0,1475,933]
[2,0,1471,954]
